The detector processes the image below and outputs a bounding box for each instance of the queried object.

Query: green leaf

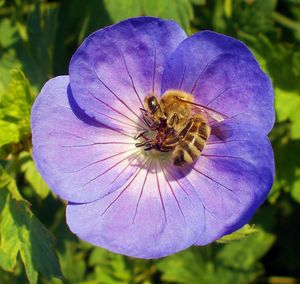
[89,248,132,283]
[0,18,21,92]
[189,0,206,4]
[0,18,18,48]
[103,0,141,23]
[0,120,20,148]
[275,88,300,139]
[212,0,227,33]
[141,0,194,32]
[0,70,33,147]
[216,224,258,243]
[50,211,87,283]
[289,3,300,40]
[1,69,33,109]
[290,178,300,203]
[231,0,277,34]
[292,50,300,77]
[158,228,275,284]
[57,240,86,283]
[0,172,63,284]
[52,0,111,72]
[25,0,58,84]
[103,0,194,32]
[88,247,153,284]
[19,151,50,199]
[273,139,300,203]
[0,166,24,201]
[0,2,59,89]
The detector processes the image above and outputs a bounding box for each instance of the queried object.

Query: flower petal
[162,31,274,134]
[182,121,274,245]
[66,160,205,259]
[66,118,274,257]
[31,76,143,203]
[69,17,187,130]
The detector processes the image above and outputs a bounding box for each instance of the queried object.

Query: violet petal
[69,17,187,130]
[162,31,274,134]
[31,76,142,203]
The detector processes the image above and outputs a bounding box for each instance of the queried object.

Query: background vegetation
[0,0,300,283]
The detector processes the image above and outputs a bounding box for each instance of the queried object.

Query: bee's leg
[163,136,179,148]
[179,118,194,139]
[140,109,153,128]
[157,147,172,152]
[149,121,160,130]
[168,113,179,128]
[135,141,151,148]
[140,108,160,130]
[156,104,167,121]
[144,145,154,151]
[134,129,148,140]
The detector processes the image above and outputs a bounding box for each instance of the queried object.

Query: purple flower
[31,17,274,258]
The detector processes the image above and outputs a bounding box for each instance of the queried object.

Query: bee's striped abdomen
[172,118,211,167]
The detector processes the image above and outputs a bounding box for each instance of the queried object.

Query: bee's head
[146,95,159,114]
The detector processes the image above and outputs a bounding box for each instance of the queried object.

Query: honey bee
[135,90,226,167]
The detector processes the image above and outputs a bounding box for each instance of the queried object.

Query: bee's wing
[174,96,227,122]
[191,105,226,122]
[173,97,233,142]
[189,103,231,141]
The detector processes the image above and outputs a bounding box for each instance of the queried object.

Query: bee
[136,90,226,167]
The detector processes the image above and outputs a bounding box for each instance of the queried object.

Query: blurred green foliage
[0,0,300,283]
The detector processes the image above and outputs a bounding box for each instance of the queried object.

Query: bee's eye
[147,96,158,113]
